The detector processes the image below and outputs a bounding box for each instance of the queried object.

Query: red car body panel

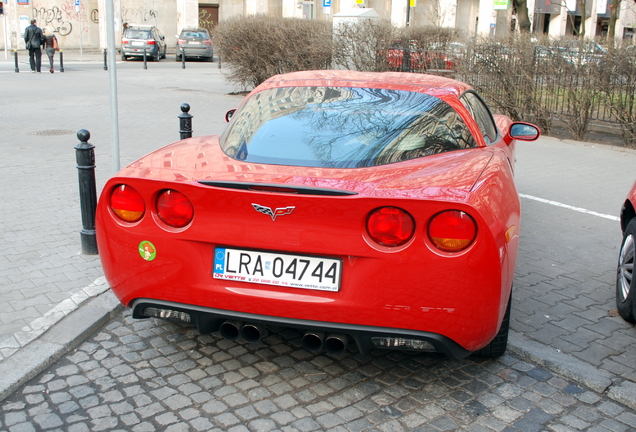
[96,71,537,357]
[620,181,636,232]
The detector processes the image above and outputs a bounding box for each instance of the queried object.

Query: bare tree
[514,0,532,32]
[212,16,333,88]
[332,19,397,72]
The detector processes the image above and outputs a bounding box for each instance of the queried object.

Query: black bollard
[401,49,411,72]
[218,56,221,70]
[59,50,64,73]
[178,103,193,139]
[75,130,99,255]
[14,50,19,73]
[103,48,108,71]
[181,47,186,69]
[143,48,147,69]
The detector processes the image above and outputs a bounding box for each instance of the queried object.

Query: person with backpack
[24,19,43,73]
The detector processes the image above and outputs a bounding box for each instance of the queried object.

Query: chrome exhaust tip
[324,333,348,356]
[219,320,243,341]
[240,323,266,343]
[302,331,325,353]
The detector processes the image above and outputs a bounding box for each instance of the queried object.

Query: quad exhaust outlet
[218,321,348,354]
[302,331,348,355]
[219,320,266,343]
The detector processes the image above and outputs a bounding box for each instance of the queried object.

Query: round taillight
[110,185,145,223]
[428,210,477,252]
[156,190,194,228]
[366,207,415,247]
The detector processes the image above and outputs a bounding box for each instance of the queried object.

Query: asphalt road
[0,52,635,430]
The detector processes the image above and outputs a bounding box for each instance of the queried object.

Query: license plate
[213,248,341,292]
[131,41,144,46]
[189,41,201,45]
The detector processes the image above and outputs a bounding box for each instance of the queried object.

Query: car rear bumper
[131,298,472,359]
[122,48,158,57]
[177,47,213,58]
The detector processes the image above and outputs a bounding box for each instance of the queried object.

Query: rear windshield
[180,31,208,38]
[220,86,476,168]
[124,30,150,40]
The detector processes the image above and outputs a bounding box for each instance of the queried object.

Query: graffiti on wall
[32,0,90,36]
[121,8,159,26]
[32,6,73,36]
[199,10,215,33]
[60,1,89,33]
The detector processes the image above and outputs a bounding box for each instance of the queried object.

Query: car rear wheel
[473,292,511,358]
[121,54,127,61]
[617,218,636,322]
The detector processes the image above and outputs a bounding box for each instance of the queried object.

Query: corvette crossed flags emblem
[252,203,295,221]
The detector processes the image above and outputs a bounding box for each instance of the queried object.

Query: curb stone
[508,331,636,412]
[0,290,122,402]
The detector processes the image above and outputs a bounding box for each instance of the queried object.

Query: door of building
[199,4,219,32]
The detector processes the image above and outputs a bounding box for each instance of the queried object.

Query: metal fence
[421,41,636,144]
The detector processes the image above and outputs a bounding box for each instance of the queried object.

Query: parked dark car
[176,28,213,62]
[121,25,167,62]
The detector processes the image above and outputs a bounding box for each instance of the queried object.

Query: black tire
[473,292,511,358]
[617,218,636,322]
[154,50,160,62]
[121,54,127,61]
[175,54,180,62]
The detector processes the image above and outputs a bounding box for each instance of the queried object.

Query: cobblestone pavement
[2,311,636,432]
[1,50,636,427]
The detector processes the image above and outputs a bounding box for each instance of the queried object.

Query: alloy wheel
[618,233,635,302]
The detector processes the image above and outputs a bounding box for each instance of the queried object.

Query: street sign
[323,0,331,6]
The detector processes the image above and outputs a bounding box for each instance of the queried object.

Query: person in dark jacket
[24,19,43,73]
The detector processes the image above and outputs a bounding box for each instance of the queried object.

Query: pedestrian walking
[24,19,43,73]
[42,28,59,73]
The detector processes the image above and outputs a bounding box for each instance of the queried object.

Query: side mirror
[509,122,540,141]
[225,109,236,123]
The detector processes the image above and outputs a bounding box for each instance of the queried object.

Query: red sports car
[96,70,540,359]
[617,180,636,322]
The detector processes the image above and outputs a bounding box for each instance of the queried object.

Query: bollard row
[13,50,65,73]
[74,104,194,254]
[73,104,193,254]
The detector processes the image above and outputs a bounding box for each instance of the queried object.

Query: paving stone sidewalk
[0,51,635,411]
[3,311,636,432]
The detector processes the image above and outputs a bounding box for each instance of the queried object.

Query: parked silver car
[121,25,167,62]
[175,28,214,62]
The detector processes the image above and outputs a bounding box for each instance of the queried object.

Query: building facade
[1,0,635,52]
